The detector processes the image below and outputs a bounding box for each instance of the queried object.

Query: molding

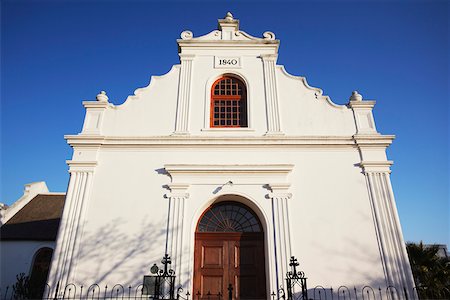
[179,54,195,61]
[267,192,292,199]
[39,192,66,196]
[260,54,278,61]
[360,161,394,173]
[353,134,395,148]
[201,128,255,132]
[66,160,97,173]
[65,135,370,148]
[348,100,376,109]
[177,30,279,44]
[267,183,291,191]
[165,164,293,174]
[166,184,190,198]
[82,101,111,109]
[65,135,397,149]
[167,183,190,190]
[166,192,190,199]
[164,164,293,185]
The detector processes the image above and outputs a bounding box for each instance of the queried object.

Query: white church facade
[44,13,415,299]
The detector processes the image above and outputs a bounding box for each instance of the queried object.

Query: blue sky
[1,0,448,245]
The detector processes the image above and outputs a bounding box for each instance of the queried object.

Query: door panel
[195,238,228,298]
[202,245,224,268]
[233,238,266,299]
[194,233,266,299]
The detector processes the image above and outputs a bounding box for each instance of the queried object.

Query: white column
[47,161,96,297]
[362,162,417,299]
[268,184,292,291]
[174,54,195,135]
[166,184,189,287]
[261,54,283,135]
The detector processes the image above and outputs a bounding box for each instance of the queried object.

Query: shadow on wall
[1,218,195,300]
[63,217,168,287]
[306,232,386,288]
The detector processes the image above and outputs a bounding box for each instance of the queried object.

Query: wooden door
[194,233,266,299]
[193,201,266,299]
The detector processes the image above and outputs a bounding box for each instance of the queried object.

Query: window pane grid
[211,76,247,127]
[197,202,262,232]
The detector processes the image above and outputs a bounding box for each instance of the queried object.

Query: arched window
[197,201,262,232]
[210,76,247,128]
[28,247,53,299]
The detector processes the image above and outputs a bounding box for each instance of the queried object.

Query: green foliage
[406,242,450,299]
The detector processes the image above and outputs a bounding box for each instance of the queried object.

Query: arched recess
[209,75,248,128]
[29,247,54,299]
[193,197,266,299]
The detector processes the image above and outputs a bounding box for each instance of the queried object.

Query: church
[41,13,415,299]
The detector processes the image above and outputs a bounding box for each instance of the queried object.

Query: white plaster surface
[0,241,55,288]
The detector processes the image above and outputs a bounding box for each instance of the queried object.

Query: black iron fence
[2,255,449,300]
[2,283,450,300]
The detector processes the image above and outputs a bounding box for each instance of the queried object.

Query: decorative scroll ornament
[263,31,276,40]
[180,30,193,40]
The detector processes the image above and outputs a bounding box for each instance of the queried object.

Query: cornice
[164,164,293,186]
[66,160,98,173]
[353,134,395,147]
[165,164,293,175]
[360,161,394,173]
[65,134,396,149]
[65,135,356,147]
[82,101,111,109]
[348,101,376,109]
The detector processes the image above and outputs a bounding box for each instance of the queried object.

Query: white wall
[0,241,55,288]
[62,146,385,290]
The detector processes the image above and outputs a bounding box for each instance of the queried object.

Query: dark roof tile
[0,194,65,241]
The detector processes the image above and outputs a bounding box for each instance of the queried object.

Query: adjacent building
[0,182,65,294]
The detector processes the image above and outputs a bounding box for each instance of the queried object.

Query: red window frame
[210,76,247,128]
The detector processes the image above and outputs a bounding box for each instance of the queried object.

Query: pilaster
[81,91,110,135]
[47,161,97,297]
[267,183,292,291]
[348,91,377,135]
[174,54,195,135]
[362,163,416,297]
[261,54,283,135]
[166,184,190,286]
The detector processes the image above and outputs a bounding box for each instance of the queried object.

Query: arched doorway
[193,200,266,299]
[29,247,54,299]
